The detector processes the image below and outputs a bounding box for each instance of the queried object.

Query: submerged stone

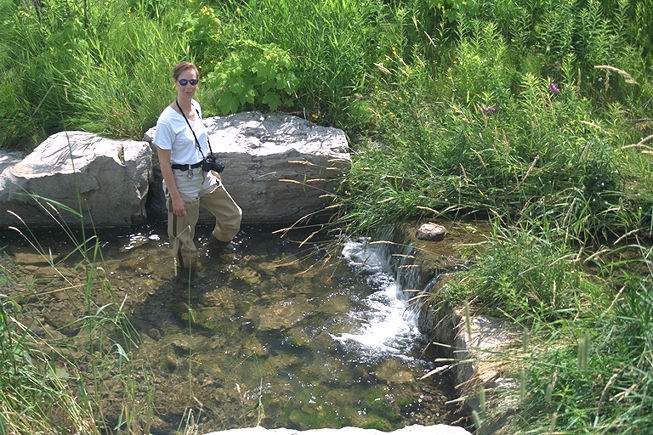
[375,359,415,384]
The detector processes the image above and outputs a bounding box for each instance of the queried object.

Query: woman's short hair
[172,62,198,80]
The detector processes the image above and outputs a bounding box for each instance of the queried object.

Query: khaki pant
[165,167,242,268]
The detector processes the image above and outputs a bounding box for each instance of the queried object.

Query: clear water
[1,225,456,433]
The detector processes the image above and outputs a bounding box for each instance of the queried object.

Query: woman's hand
[171,195,187,217]
[157,147,187,216]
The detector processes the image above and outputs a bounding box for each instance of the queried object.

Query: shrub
[204,40,298,115]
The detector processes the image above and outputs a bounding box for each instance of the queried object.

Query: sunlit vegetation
[1,0,651,433]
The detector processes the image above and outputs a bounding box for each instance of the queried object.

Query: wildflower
[312,114,319,120]
[481,106,497,113]
[549,82,560,93]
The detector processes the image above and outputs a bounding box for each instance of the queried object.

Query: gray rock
[0,132,152,228]
[0,150,23,172]
[416,223,446,241]
[429,307,520,432]
[144,111,350,224]
[0,112,349,228]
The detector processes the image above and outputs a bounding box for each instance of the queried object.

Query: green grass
[433,222,608,325]
[0,284,98,433]
[1,196,155,434]
[425,219,652,433]
[1,0,652,432]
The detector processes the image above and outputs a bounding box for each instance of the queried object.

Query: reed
[1,0,651,432]
[1,191,156,432]
[0,293,98,433]
[427,220,652,433]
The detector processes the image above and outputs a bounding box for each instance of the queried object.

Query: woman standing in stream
[153,61,241,273]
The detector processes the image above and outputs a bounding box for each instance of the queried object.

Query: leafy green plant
[202,0,392,126]
[205,39,298,114]
[175,0,223,67]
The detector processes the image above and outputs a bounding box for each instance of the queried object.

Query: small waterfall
[333,233,427,358]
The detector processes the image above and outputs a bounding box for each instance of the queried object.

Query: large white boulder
[0,112,350,229]
[144,111,350,224]
[204,425,470,435]
[0,131,152,228]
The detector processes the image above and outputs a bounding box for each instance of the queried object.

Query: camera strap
[175,100,215,161]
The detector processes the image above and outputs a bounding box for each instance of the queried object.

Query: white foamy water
[122,232,161,250]
[333,237,421,356]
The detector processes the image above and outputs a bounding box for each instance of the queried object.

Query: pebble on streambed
[415,223,447,242]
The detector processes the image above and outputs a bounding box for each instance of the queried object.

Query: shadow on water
[1,224,461,433]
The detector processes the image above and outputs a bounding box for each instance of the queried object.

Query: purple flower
[481,106,497,113]
[549,82,560,93]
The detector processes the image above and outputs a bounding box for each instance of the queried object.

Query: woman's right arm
[157,147,187,217]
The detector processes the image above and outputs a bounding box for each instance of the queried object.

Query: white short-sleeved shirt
[153,100,209,165]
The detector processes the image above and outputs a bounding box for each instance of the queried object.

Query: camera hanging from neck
[176,99,215,160]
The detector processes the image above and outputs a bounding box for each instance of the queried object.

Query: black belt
[171,161,203,171]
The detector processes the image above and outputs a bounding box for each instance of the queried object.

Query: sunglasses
[178,79,198,86]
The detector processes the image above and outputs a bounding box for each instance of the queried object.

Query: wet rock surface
[415,223,447,241]
[1,224,480,434]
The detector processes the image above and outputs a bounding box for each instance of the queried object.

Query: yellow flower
[312,114,319,120]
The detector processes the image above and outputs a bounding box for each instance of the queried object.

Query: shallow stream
[2,224,462,433]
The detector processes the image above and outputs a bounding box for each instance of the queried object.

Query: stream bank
[386,221,520,433]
